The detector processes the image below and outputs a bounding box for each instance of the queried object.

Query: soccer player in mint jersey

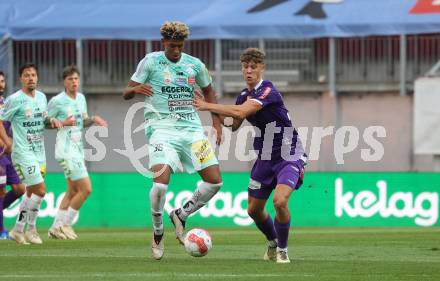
[0,71,25,240]
[0,63,63,245]
[47,65,107,240]
[194,48,307,264]
[123,21,223,260]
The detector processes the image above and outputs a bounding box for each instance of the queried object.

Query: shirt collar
[254,80,264,91]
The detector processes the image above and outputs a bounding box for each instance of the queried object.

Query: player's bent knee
[12,184,25,196]
[247,207,266,222]
[81,187,92,198]
[273,197,288,211]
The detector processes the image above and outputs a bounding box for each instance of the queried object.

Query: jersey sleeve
[249,86,281,108]
[47,97,59,119]
[130,55,151,83]
[195,60,212,89]
[0,96,19,122]
[235,93,246,105]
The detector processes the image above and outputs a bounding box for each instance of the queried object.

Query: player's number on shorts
[27,166,36,175]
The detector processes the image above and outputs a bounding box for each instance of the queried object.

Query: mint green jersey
[0,90,47,163]
[131,51,211,135]
[48,91,88,160]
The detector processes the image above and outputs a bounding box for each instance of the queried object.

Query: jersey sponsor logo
[168,112,197,121]
[33,112,44,118]
[162,86,192,94]
[22,120,42,127]
[188,77,195,85]
[260,87,271,99]
[191,139,214,164]
[175,77,187,86]
[168,100,193,107]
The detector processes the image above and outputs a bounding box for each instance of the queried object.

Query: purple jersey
[235,80,305,161]
[0,96,12,166]
[0,97,12,137]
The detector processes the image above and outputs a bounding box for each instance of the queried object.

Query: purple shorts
[248,158,305,200]
[0,155,21,187]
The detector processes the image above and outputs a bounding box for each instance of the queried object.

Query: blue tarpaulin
[0,0,440,40]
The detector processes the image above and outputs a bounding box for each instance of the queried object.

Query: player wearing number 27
[0,63,63,245]
[123,21,223,260]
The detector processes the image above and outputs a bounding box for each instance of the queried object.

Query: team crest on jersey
[175,77,187,86]
[163,71,172,84]
[188,77,195,85]
[25,107,32,119]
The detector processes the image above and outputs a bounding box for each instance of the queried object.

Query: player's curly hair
[160,21,190,41]
[240,48,265,64]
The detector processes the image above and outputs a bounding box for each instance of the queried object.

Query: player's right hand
[51,118,64,129]
[63,116,76,126]
[134,84,154,97]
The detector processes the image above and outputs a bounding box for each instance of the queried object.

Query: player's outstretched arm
[194,96,261,121]
[123,80,153,100]
[83,115,108,128]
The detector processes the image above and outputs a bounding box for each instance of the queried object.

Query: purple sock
[274,219,291,249]
[3,190,20,209]
[255,215,277,241]
[0,197,4,232]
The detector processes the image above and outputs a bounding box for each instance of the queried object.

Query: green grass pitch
[0,228,439,281]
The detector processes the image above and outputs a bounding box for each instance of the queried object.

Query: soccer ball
[184,228,212,257]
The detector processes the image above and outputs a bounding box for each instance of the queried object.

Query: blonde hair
[160,21,190,40]
[240,48,265,64]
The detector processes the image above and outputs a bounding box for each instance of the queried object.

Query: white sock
[52,209,67,228]
[27,193,43,231]
[177,181,222,221]
[149,182,168,235]
[14,195,29,233]
[66,207,78,226]
[277,247,288,253]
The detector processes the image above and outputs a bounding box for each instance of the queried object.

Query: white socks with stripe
[149,182,168,235]
[26,193,43,231]
[177,181,222,221]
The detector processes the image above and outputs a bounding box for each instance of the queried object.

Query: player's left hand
[93,115,108,127]
[51,118,64,129]
[193,91,208,111]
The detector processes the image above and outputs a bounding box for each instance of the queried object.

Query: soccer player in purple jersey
[194,48,307,263]
[0,71,25,240]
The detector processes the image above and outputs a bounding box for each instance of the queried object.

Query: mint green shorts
[13,159,46,186]
[57,158,89,181]
[148,128,218,173]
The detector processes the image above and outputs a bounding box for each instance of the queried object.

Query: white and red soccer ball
[184,228,212,257]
